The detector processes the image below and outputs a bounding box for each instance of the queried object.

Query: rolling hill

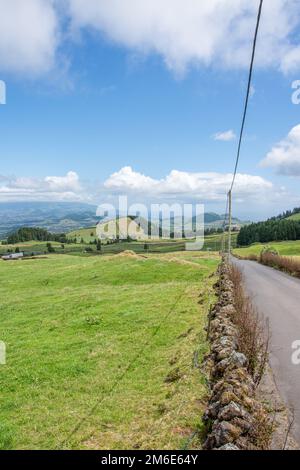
[286,213,300,221]
[0,201,249,240]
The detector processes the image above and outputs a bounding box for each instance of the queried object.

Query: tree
[46,242,55,253]
[96,240,102,251]
[7,227,67,244]
[15,247,20,253]
[144,243,149,252]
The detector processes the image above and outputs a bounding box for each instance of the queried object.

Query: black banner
[0,450,296,466]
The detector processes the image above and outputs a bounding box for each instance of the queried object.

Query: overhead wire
[221,0,264,252]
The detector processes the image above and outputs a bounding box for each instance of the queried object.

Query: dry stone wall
[203,261,268,450]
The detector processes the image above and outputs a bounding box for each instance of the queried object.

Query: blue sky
[1,0,300,219]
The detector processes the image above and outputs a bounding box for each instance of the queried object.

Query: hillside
[237,207,300,246]
[286,213,300,221]
[68,217,150,243]
[234,240,300,258]
[67,227,98,244]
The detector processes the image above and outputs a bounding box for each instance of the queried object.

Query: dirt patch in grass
[113,250,142,259]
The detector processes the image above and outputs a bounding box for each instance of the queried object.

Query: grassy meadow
[234,240,300,258]
[68,227,98,244]
[0,251,218,450]
[286,213,300,222]
[0,230,235,257]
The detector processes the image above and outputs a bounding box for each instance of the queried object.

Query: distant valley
[0,202,249,238]
[0,202,99,238]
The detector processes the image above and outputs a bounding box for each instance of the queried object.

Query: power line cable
[221,0,263,253]
[230,0,264,193]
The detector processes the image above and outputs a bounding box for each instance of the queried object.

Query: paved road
[231,257,300,444]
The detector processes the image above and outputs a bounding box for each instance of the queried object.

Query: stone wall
[202,260,268,450]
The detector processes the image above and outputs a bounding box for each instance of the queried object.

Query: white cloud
[260,124,300,176]
[45,171,81,191]
[0,171,85,202]
[0,0,60,76]
[67,0,300,75]
[1,0,300,77]
[104,166,275,203]
[214,130,236,142]
[0,167,286,207]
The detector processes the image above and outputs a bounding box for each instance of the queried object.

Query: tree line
[6,227,68,244]
[237,218,300,246]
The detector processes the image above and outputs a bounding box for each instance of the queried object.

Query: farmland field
[67,227,98,244]
[0,231,236,257]
[0,251,218,450]
[234,240,300,258]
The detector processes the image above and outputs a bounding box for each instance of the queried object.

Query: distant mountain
[204,214,248,229]
[0,202,99,238]
[204,212,222,223]
[0,202,250,239]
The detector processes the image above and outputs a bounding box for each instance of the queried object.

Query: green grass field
[286,213,300,221]
[1,230,234,257]
[0,239,213,256]
[0,240,84,256]
[67,225,238,253]
[68,227,98,244]
[234,240,300,258]
[0,251,218,450]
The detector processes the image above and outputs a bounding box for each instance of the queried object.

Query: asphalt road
[231,257,300,444]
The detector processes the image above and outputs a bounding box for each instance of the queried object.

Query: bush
[46,242,55,253]
[260,245,279,256]
[228,264,269,383]
[260,252,300,278]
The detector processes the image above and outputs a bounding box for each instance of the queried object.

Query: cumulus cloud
[104,166,275,203]
[67,0,300,75]
[0,171,85,202]
[0,0,60,76]
[0,167,285,207]
[260,124,300,176]
[1,0,300,77]
[45,171,81,191]
[213,130,236,142]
